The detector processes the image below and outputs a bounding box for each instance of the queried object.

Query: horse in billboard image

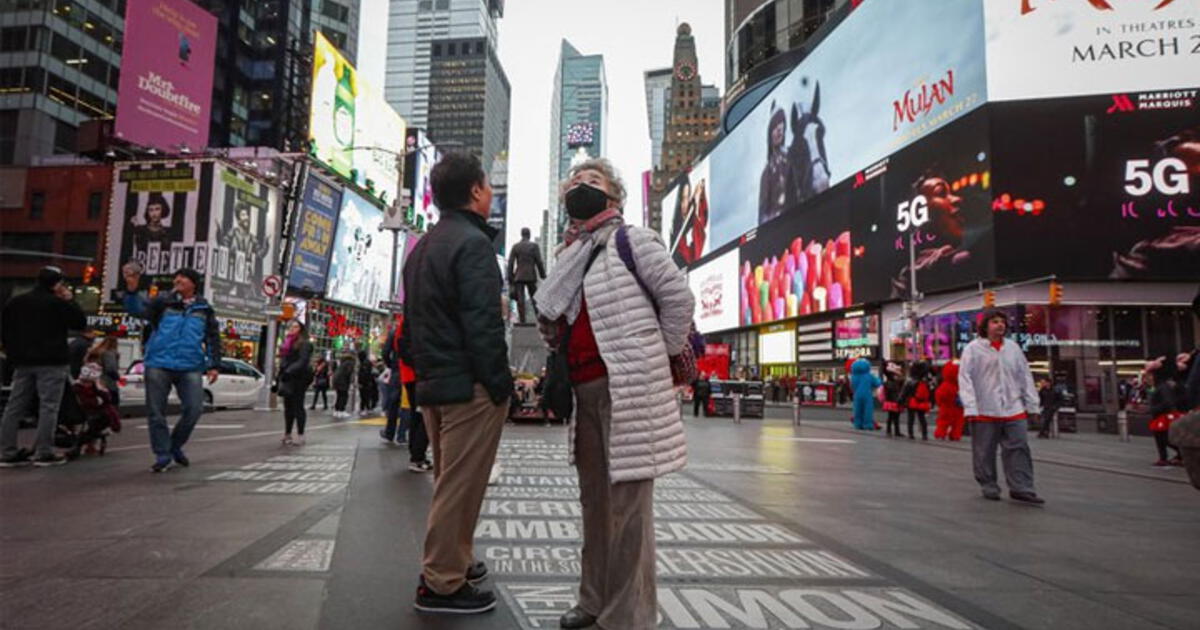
[758,80,831,225]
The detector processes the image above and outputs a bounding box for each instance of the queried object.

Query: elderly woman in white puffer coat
[535,158,695,630]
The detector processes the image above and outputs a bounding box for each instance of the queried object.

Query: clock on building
[674,59,696,81]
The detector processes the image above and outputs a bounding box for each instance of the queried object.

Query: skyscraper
[644,68,673,171]
[646,23,720,236]
[425,36,511,174]
[545,40,607,256]
[199,0,362,151]
[384,0,504,129]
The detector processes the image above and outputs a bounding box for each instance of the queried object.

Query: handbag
[1149,411,1182,433]
[542,245,607,419]
[613,226,703,386]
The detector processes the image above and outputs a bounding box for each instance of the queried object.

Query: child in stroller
[57,360,121,458]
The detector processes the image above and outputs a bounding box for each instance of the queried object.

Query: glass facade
[546,40,607,254]
[908,304,1198,413]
[726,0,848,91]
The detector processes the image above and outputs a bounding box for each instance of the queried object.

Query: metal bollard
[1050,410,1060,439]
[1117,409,1130,442]
[793,395,801,427]
[732,392,742,425]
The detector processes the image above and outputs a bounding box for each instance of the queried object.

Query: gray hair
[560,158,627,208]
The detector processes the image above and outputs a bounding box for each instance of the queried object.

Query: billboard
[991,92,1199,281]
[310,32,406,206]
[114,0,217,152]
[104,160,213,300]
[326,189,389,310]
[666,155,712,267]
[739,189,852,327]
[849,107,995,304]
[706,0,987,253]
[287,173,343,294]
[688,249,740,334]
[834,314,880,361]
[206,165,279,320]
[402,129,442,230]
[985,0,1199,102]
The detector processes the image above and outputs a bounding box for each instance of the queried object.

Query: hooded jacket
[124,291,220,372]
[1,286,86,367]
[935,362,962,412]
[958,338,1039,419]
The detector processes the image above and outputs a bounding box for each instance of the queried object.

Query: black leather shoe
[466,560,488,584]
[981,489,1001,501]
[560,606,596,629]
[1010,491,1046,505]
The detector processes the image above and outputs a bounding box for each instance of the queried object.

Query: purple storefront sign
[115,0,217,151]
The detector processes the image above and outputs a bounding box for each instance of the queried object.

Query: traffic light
[983,290,996,308]
[280,302,296,321]
[1049,281,1063,306]
[82,263,96,285]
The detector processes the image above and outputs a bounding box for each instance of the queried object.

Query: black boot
[560,606,597,629]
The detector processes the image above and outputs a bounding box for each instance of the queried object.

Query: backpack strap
[614,226,660,316]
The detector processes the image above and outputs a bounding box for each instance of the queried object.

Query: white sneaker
[281,434,293,446]
[293,435,306,446]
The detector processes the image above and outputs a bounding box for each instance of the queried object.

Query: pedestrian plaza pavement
[0,406,1196,629]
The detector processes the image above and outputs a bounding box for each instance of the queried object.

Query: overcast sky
[359,0,725,253]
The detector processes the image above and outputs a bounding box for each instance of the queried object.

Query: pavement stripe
[106,420,366,453]
[136,423,247,430]
[762,436,857,444]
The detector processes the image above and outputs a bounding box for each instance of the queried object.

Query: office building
[199,0,361,150]
[0,1,124,165]
[545,40,606,255]
[384,0,504,129]
[644,68,672,172]
[426,36,511,174]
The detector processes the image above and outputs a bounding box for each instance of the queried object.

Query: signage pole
[257,161,305,412]
[907,230,921,360]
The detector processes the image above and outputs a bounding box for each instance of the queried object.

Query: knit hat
[174,267,202,290]
[37,266,64,289]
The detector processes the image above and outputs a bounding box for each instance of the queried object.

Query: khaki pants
[574,378,656,630]
[421,384,507,594]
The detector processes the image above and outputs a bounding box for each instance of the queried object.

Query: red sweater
[566,298,607,385]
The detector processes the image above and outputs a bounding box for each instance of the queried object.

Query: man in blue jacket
[123,266,221,472]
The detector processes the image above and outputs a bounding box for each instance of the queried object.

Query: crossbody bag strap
[613,226,660,316]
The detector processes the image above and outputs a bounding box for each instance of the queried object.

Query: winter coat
[935,362,963,418]
[565,223,695,483]
[905,379,932,412]
[382,324,416,389]
[401,209,512,406]
[0,286,86,367]
[277,339,313,397]
[124,291,221,372]
[958,338,1039,419]
[849,358,881,400]
[332,356,355,391]
[100,351,121,391]
[312,362,330,389]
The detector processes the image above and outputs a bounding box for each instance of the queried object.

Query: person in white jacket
[536,158,694,630]
[958,309,1046,505]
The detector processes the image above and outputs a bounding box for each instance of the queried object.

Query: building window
[87,191,103,219]
[0,232,54,253]
[63,232,99,258]
[432,43,441,56]
[30,191,46,219]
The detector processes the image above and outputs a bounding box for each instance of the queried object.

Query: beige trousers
[573,377,657,630]
[420,384,506,594]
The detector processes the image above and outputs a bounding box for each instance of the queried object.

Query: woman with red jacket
[934,361,965,441]
[902,361,932,440]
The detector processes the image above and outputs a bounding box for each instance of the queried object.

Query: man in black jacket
[507,227,545,324]
[0,267,86,467]
[402,153,511,615]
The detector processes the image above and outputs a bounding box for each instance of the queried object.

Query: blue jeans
[1,365,68,458]
[381,383,406,441]
[145,368,204,457]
